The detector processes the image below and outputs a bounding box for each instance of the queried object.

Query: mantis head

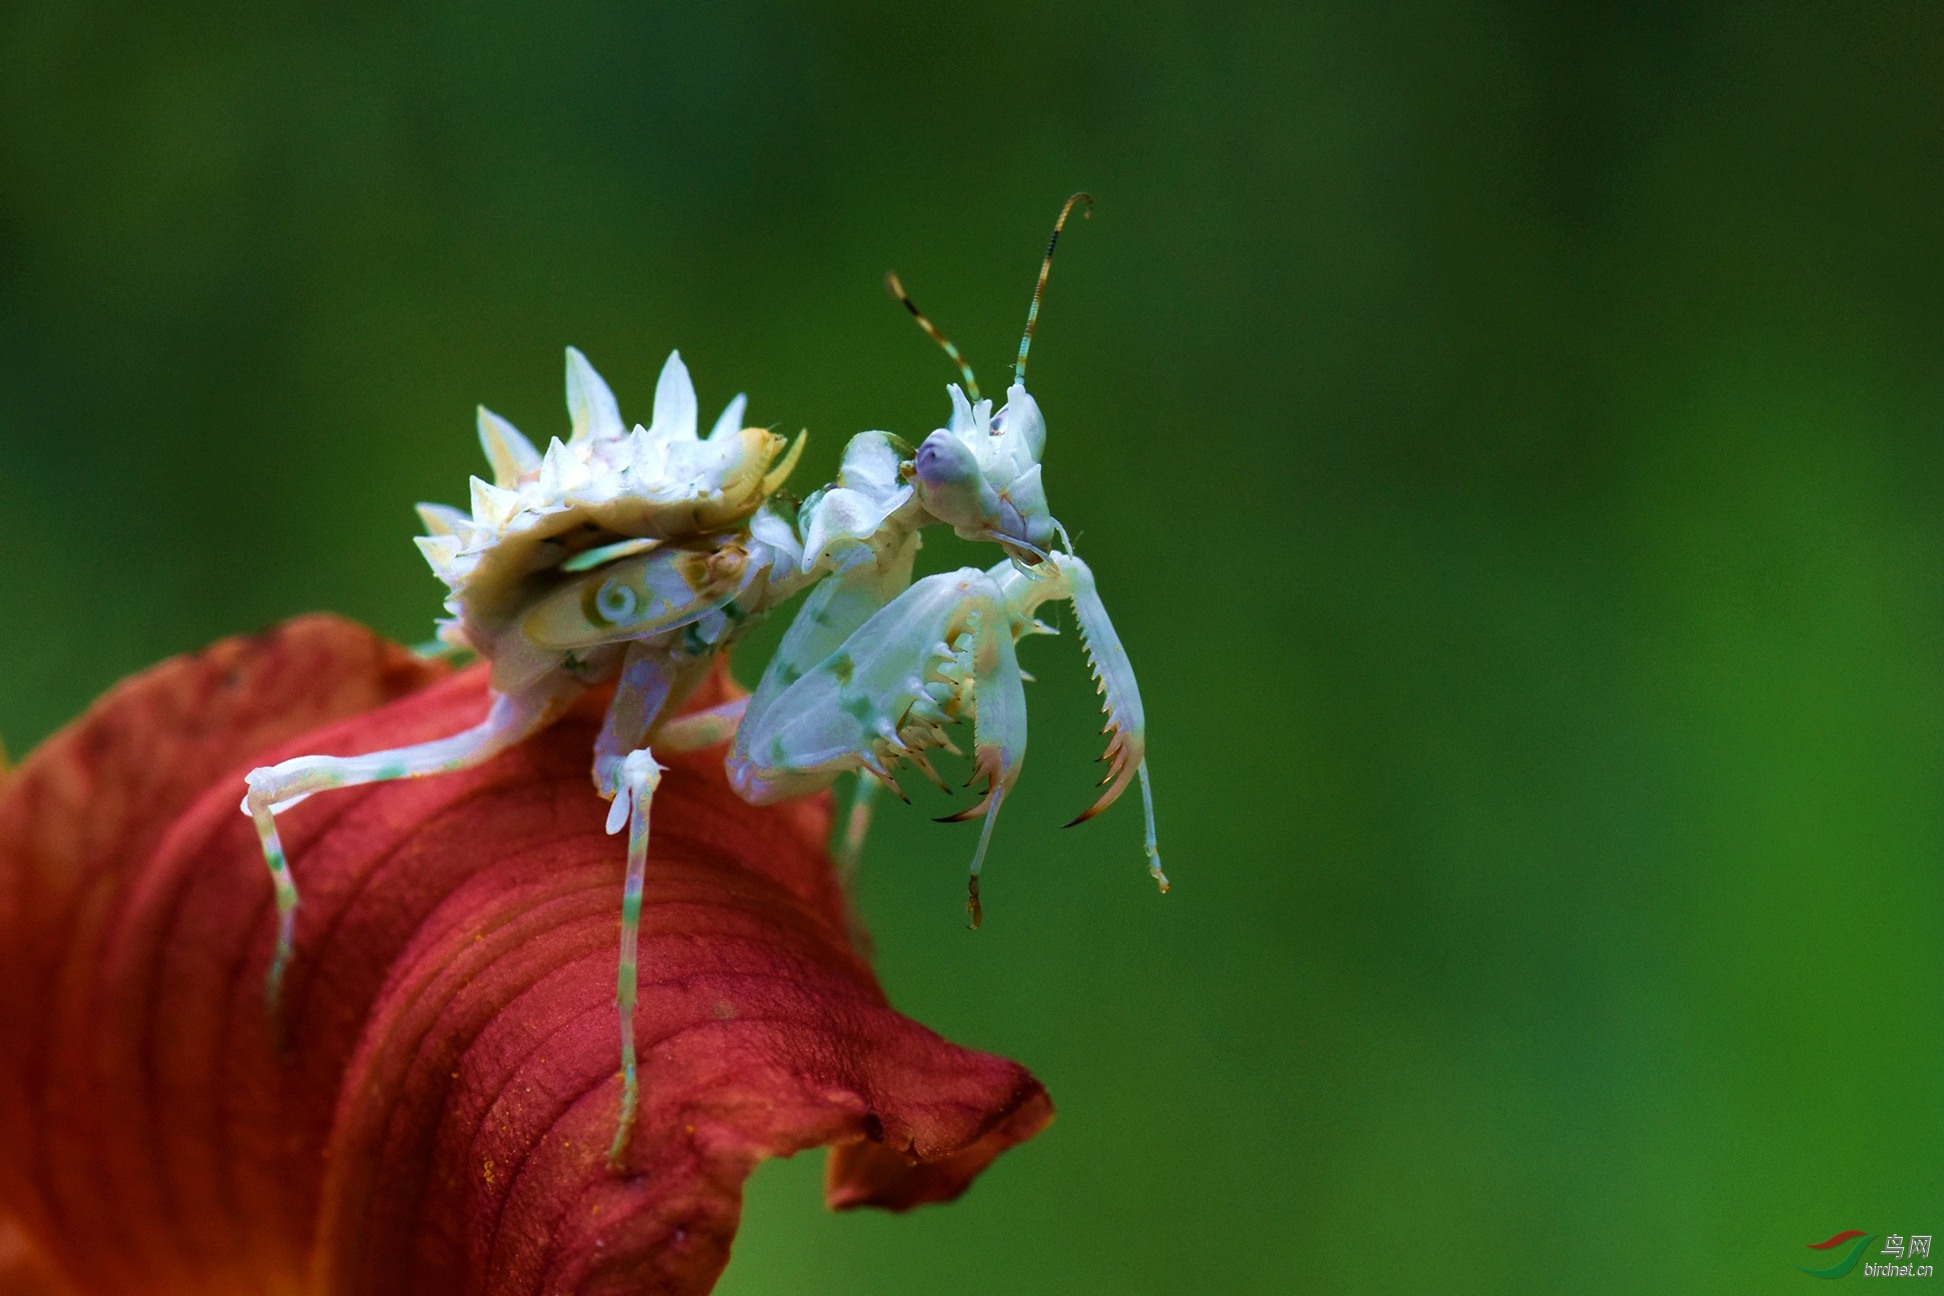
[888,192,1094,570]
[909,382,1059,566]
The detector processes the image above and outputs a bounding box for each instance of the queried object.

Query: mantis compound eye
[592,579,638,626]
[913,430,982,491]
[912,430,1000,533]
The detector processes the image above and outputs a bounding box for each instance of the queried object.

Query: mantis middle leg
[594,646,755,1166]
[589,643,678,1168]
[834,773,881,886]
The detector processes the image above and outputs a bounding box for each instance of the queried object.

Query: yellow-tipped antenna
[1014,192,1093,387]
[886,271,980,402]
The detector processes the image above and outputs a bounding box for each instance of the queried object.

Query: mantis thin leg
[834,772,880,886]
[592,644,674,818]
[606,746,663,1167]
[962,790,1004,929]
[654,697,747,752]
[243,682,575,1017]
[832,773,882,958]
[586,644,678,1165]
[600,679,746,1166]
[1137,761,1167,891]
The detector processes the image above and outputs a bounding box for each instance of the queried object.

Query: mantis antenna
[886,271,981,402]
[1014,191,1093,387]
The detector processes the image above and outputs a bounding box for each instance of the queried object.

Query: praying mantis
[241,194,1163,1166]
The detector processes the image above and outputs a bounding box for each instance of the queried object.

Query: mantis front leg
[243,679,579,1017]
[1020,552,1166,891]
[728,530,920,872]
[730,567,1030,926]
[732,550,1165,927]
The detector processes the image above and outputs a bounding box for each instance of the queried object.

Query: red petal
[0,616,1050,1295]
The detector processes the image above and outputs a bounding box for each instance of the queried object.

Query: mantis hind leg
[242,682,575,1020]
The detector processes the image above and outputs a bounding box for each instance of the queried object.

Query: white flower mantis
[242,194,1163,1166]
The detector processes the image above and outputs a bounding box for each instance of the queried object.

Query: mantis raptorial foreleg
[730,567,1030,925]
[944,577,1030,927]
[1026,552,1166,890]
[738,533,920,738]
[731,546,915,875]
[243,680,579,1015]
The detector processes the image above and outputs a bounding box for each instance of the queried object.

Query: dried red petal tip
[0,615,1050,1295]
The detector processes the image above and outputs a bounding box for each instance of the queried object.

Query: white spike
[540,437,571,496]
[649,350,698,442]
[707,393,747,441]
[477,406,541,487]
[416,502,467,536]
[414,533,462,576]
[565,347,625,443]
[628,424,667,482]
[469,476,520,527]
[450,518,491,550]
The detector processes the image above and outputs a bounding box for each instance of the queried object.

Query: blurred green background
[4,2,1943,1291]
